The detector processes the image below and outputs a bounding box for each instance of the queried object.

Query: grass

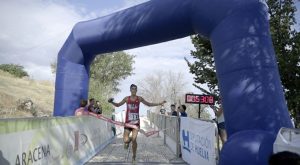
[0,70,54,118]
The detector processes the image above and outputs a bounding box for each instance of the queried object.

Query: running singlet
[125,96,140,125]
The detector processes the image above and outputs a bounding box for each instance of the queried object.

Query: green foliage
[50,51,135,115]
[0,64,29,78]
[89,51,135,115]
[268,0,300,127]
[185,36,218,97]
[187,0,300,127]
[50,62,56,74]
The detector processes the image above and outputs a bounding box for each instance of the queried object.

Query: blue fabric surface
[54,0,293,164]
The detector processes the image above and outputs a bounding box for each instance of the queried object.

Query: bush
[0,64,29,78]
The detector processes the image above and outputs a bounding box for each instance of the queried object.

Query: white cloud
[0,0,91,80]
[123,0,149,9]
[94,0,149,18]
[126,37,196,85]
[0,0,200,115]
[25,63,55,80]
[0,0,153,81]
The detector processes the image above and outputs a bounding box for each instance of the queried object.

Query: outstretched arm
[214,107,223,117]
[140,96,166,107]
[109,97,127,107]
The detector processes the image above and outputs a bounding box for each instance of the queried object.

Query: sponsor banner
[0,129,50,165]
[0,116,114,165]
[180,117,216,165]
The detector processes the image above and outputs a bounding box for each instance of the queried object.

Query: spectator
[111,113,116,136]
[75,99,89,116]
[170,104,177,116]
[94,100,102,114]
[178,104,187,117]
[160,105,166,115]
[177,103,187,158]
[203,105,216,120]
[214,98,227,145]
[88,98,95,113]
[290,115,295,128]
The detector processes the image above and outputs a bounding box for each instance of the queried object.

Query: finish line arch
[53,0,293,164]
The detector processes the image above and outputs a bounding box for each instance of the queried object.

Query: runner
[108,84,166,163]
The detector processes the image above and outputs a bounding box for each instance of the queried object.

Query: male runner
[108,84,166,162]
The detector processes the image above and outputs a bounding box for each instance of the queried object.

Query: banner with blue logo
[180,117,216,165]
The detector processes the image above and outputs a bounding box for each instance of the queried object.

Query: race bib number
[128,113,139,121]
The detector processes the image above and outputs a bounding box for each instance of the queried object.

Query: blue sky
[69,0,133,13]
[0,0,299,115]
[296,1,300,30]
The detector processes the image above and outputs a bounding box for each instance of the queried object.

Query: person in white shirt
[203,105,216,120]
[213,98,227,145]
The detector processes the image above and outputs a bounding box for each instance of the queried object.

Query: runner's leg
[131,128,139,160]
[220,129,227,144]
[218,122,227,145]
[123,128,131,149]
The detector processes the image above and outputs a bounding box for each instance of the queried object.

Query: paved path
[86,117,187,165]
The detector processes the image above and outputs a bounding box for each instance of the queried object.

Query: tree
[51,51,135,115]
[0,64,29,78]
[50,61,56,74]
[89,51,135,114]
[137,70,187,113]
[186,0,300,127]
[184,36,218,97]
[268,0,300,127]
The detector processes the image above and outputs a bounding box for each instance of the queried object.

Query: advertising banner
[180,117,216,165]
[0,116,114,165]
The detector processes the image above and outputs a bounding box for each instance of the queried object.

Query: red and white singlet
[125,96,140,126]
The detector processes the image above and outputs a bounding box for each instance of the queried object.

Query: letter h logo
[182,130,190,152]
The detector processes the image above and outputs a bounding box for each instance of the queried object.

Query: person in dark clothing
[170,104,178,116]
[178,104,187,117]
[94,100,102,114]
[88,98,95,112]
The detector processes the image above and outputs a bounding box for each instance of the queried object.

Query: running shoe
[124,142,129,149]
[132,156,136,164]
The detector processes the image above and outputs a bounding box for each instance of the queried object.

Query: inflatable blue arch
[53,0,293,164]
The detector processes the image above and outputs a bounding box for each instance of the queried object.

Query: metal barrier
[147,111,220,163]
